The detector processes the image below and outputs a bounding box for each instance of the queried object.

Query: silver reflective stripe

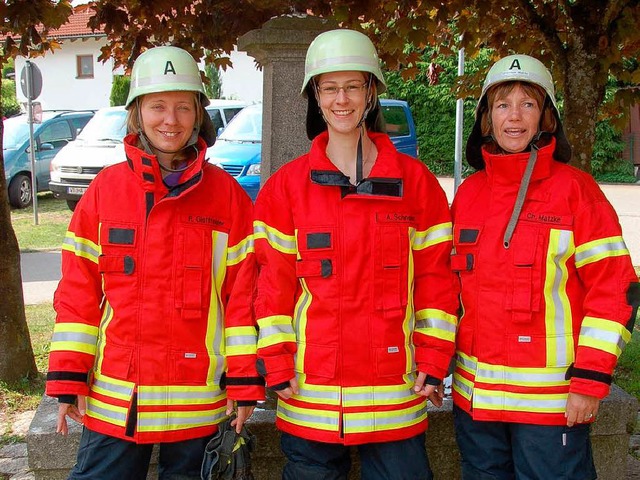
[575,239,628,264]
[226,334,257,346]
[343,388,414,403]
[474,392,566,410]
[260,323,295,339]
[297,386,340,403]
[294,287,311,334]
[138,389,222,402]
[278,403,339,428]
[580,326,627,351]
[51,332,96,345]
[228,236,254,264]
[549,230,572,365]
[138,411,224,427]
[457,354,477,372]
[476,367,567,384]
[254,223,297,251]
[344,405,427,429]
[413,225,452,248]
[87,402,127,422]
[453,375,473,397]
[415,318,456,334]
[63,235,100,259]
[211,232,227,382]
[93,378,133,397]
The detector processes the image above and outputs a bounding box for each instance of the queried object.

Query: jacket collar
[123,134,207,194]
[483,137,556,186]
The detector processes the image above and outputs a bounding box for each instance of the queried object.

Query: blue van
[207,99,418,201]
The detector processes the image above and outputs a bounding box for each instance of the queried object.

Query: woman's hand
[274,377,299,400]
[56,395,86,435]
[413,372,444,407]
[565,392,600,427]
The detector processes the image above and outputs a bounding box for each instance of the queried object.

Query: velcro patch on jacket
[307,232,331,249]
[296,259,333,278]
[99,255,135,275]
[458,229,479,244]
[108,228,135,245]
[451,253,474,272]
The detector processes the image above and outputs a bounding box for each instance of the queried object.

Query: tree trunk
[0,92,38,383]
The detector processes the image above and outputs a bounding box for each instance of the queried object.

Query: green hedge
[1,79,21,117]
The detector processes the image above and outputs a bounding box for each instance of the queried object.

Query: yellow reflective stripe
[208,230,226,386]
[453,372,473,401]
[343,401,427,434]
[579,316,631,357]
[411,222,453,250]
[293,375,340,405]
[95,301,115,374]
[455,351,477,376]
[225,326,258,356]
[293,279,311,373]
[544,229,575,367]
[138,385,226,406]
[257,315,296,348]
[343,382,417,407]
[253,221,297,255]
[575,236,629,268]
[415,308,457,342]
[277,400,339,431]
[227,233,254,266]
[50,322,99,355]
[62,230,100,264]
[85,396,127,427]
[475,363,569,387]
[90,373,134,402]
[137,405,227,432]
[473,389,567,414]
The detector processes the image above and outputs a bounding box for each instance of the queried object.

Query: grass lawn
[10,193,71,251]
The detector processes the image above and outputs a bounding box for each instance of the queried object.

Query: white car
[49,100,249,210]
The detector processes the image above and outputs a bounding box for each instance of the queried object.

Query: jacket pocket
[99,343,134,381]
[374,345,410,377]
[506,223,542,324]
[452,224,482,273]
[373,223,409,312]
[295,228,337,282]
[175,225,211,321]
[170,350,216,385]
[301,343,337,379]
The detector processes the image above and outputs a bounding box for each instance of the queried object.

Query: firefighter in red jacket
[254,29,459,479]
[45,46,263,479]
[451,54,640,479]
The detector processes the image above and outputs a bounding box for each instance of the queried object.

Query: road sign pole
[26,62,39,225]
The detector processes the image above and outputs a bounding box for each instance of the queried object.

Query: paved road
[19,179,640,305]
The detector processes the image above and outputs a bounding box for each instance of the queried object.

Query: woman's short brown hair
[480,81,557,138]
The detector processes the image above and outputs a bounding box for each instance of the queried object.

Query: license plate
[67,186,87,195]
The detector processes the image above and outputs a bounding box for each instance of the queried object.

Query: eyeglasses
[317,82,368,98]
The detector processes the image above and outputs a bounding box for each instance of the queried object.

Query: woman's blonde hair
[480,81,557,138]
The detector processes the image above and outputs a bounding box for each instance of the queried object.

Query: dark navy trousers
[453,405,597,480]
[280,431,433,480]
[68,427,211,480]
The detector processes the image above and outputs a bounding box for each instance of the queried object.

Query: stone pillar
[237,15,337,184]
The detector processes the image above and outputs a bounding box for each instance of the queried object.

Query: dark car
[3,110,94,208]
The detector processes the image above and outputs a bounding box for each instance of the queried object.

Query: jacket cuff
[256,355,295,388]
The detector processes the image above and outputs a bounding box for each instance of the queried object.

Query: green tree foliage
[204,63,222,99]
[110,74,130,106]
[1,79,21,117]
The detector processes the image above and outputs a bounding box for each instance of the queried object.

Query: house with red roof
[12,8,262,111]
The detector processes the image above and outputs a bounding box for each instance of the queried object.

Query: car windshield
[3,117,32,150]
[77,109,127,142]
[219,106,262,142]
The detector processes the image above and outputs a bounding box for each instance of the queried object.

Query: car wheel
[8,174,33,208]
[66,200,78,212]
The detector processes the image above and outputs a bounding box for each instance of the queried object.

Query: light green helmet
[479,54,557,112]
[125,46,209,108]
[301,29,386,95]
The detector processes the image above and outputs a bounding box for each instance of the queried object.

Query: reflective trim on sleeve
[50,322,99,355]
[225,326,258,356]
[253,221,297,255]
[579,316,631,357]
[62,230,100,264]
[227,233,254,266]
[575,236,630,268]
[411,222,453,250]
[257,315,296,348]
[415,308,457,342]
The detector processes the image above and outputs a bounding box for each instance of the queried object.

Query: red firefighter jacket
[46,134,264,444]
[451,138,640,425]
[254,131,459,445]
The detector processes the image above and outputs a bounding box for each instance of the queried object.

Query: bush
[1,79,21,117]
[110,75,130,106]
[592,120,636,183]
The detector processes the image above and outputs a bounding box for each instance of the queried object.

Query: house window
[77,55,94,79]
